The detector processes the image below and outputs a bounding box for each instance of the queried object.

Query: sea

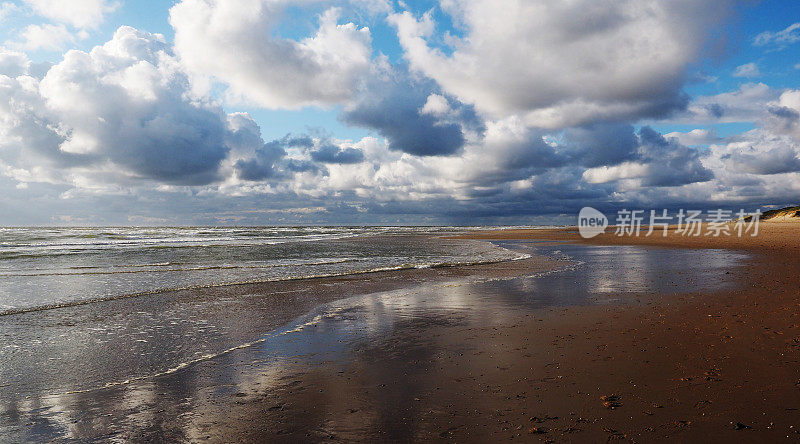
[0,226,530,314]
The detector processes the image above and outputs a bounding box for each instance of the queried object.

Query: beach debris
[602,428,627,441]
[530,415,558,423]
[733,422,752,430]
[528,426,548,434]
[267,403,285,411]
[600,394,621,409]
[439,425,462,438]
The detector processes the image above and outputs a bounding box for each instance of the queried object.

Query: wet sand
[4,226,800,442]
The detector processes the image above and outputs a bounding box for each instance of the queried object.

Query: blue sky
[0,0,799,225]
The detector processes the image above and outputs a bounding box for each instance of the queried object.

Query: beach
[2,225,800,442]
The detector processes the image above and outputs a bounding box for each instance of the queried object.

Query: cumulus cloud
[11,23,80,51]
[310,143,365,164]
[169,1,373,109]
[664,128,724,146]
[234,134,323,181]
[389,0,734,128]
[704,126,800,181]
[559,124,640,168]
[0,26,247,188]
[682,82,779,124]
[728,144,800,175]
[22,0,118,29]
[0,51,31,77]
[767,90,800,139]
[636,127,714,186]
[342,68,483,156]
[582,126,713,187]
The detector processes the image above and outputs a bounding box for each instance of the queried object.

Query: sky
[0,0,799,225]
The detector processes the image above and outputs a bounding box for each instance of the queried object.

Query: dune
[755,205,800,222]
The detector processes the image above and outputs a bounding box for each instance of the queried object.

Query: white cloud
[754,22,800,47]
[389,0,735,128]
[169,1,373,109]
[0,2,19,21]
[348,0,392,15]
[705,128,800,178]
[23,0,119,29]
[12,23,78,51]
[664,128,722,146]
[0,51,31,76]
[683,82,779,124]
[733,62,760,78]
[766,89,800,139]
[419,94,451,116]
[0,26,249,189]
[583,162,649,184]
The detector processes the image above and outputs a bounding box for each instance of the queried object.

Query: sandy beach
[3,225,800,442]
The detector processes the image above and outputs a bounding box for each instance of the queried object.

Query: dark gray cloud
[101,97,231,185]
[637,126,714,187]
[703,103,725,119]
[342,70,483,156]
[234,140,287,181]
[769,105,800,121]
[234,135,318,181]
[310,144,365,164]
[728,146,800,175]
[560,124,640,167]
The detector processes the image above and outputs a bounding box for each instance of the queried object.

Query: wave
[0,227,397,261]
[0,251,531,318]
[0,257,363,277]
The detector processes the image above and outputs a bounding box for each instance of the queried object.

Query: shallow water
[0,241,749,441]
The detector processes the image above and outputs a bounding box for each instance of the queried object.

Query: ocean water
[0,226,528,313]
